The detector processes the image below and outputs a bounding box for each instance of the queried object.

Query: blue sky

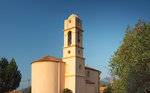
[0,0,150,90]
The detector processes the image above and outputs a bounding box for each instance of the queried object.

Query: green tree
[103,84,112,93]
[109,20,150,93]
[22,86,31,93]
[63,88,71,93]
[28,86,31,93]
[0,57,22,93]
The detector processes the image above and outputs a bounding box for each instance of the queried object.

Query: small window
[87,71,90,77]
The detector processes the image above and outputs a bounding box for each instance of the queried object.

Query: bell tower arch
[63,14,85,93]
[68,31,72,46]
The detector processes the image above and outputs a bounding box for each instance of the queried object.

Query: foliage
[22,86,31,93]
[100,84,107,87]
[109,20,150,93]
[28,86,31,93]
[103,84,112,93]
[0,57,22,92]
[63,88,71,93]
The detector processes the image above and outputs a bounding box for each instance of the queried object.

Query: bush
[63,88,71,93]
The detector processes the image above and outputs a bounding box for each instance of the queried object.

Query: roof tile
[32,56,62,63]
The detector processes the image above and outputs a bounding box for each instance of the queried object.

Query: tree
[109,20,150,93]
[22,86,31,93]
[103,84,112,93]
[0,57,22,92]
[28,86,31,93]
[63,88,71,93]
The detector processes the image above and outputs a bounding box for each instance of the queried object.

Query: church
[31,14,101,93]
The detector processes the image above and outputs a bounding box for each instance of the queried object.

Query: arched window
[68,31,72,46]
[77,31,80,44]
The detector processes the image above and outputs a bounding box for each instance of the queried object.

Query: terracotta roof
[5,91,22,93]
[31,56,63,64]
[85,80,95,84]
[85,65,101,72]
[99,86,108,91]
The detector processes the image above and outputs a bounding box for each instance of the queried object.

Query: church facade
[31,14,101,93]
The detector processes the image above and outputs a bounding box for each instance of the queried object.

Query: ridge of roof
[85,65,101,72]
[32,56,63,64]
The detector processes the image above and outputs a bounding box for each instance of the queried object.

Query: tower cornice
[62,56,85,60]
[63,45,84,49]
[63,26,84,32]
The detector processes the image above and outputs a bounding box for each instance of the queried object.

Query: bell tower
[63,14,85,93]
